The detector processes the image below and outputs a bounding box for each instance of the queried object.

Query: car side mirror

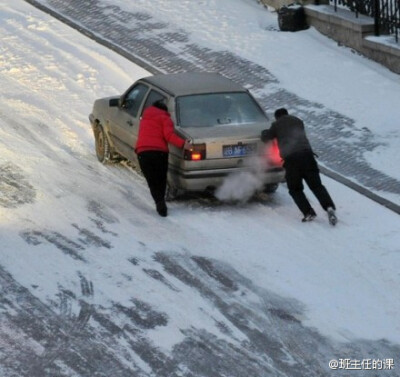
[109,98,119,107]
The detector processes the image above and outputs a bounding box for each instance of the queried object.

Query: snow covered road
[1,1,400,376]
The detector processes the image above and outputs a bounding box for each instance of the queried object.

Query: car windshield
[176,92,268,128]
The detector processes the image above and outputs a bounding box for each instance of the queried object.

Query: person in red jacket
[135,100,191,217]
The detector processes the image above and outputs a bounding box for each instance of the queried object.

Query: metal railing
[330,0,400,41]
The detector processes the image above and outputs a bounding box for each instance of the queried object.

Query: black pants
[284,151,335,215]
[138,151,169,205]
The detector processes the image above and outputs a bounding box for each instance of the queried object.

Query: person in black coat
[261,108,337,224]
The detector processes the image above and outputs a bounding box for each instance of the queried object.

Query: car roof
[140,72,247,96]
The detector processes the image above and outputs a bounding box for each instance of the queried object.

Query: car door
[108,83,149,161]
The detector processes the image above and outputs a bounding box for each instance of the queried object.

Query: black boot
[156,201,168,217]
[301,208,316,222]
[327,207,337,226]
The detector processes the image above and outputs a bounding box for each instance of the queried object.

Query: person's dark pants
[284,151,335,216]
[138,151,169,205]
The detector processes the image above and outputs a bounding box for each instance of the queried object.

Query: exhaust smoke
[215,156,270,203]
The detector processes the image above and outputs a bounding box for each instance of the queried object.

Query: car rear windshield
[176,92,268,128]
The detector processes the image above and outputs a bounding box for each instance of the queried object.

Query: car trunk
[175,122,282,170]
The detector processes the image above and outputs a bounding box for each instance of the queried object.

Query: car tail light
[265,139,282,166]
[184,143,206,161]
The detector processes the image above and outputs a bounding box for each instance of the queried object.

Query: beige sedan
[89,72,284,198]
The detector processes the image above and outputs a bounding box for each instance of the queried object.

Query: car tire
[166,183,180,201]
[264,183,279,194]
[94,124,111,163]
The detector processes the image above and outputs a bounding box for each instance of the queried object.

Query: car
[89,72,285,198]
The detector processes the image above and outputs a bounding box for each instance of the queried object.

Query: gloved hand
[184,140,193,150]
[261,129,270,142]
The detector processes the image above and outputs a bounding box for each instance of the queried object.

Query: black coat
[261,114,312,160]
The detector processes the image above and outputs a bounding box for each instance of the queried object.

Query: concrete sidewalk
[25,0,400,213]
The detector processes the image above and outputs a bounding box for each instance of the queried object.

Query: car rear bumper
[168,166,285,192]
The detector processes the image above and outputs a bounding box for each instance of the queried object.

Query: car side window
[141,90,167,115]
[123,83,149,117]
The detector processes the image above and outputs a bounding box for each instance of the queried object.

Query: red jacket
[135,106,185,154]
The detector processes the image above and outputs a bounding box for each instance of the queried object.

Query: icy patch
[0,162,36,208]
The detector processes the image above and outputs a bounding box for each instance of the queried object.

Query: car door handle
[127,120,133,126]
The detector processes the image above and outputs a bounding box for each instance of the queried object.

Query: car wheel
[264,183,279,194]
[165,183,180,201]
[94,124,111,163]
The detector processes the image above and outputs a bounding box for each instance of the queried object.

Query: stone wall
[257,0,400,74]
[257,0,327,9]
[359,37,400,74]
[304,5,400,74]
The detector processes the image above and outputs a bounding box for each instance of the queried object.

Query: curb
[320,166,400,214]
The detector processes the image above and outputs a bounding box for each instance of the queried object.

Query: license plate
[223,143,256,157]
